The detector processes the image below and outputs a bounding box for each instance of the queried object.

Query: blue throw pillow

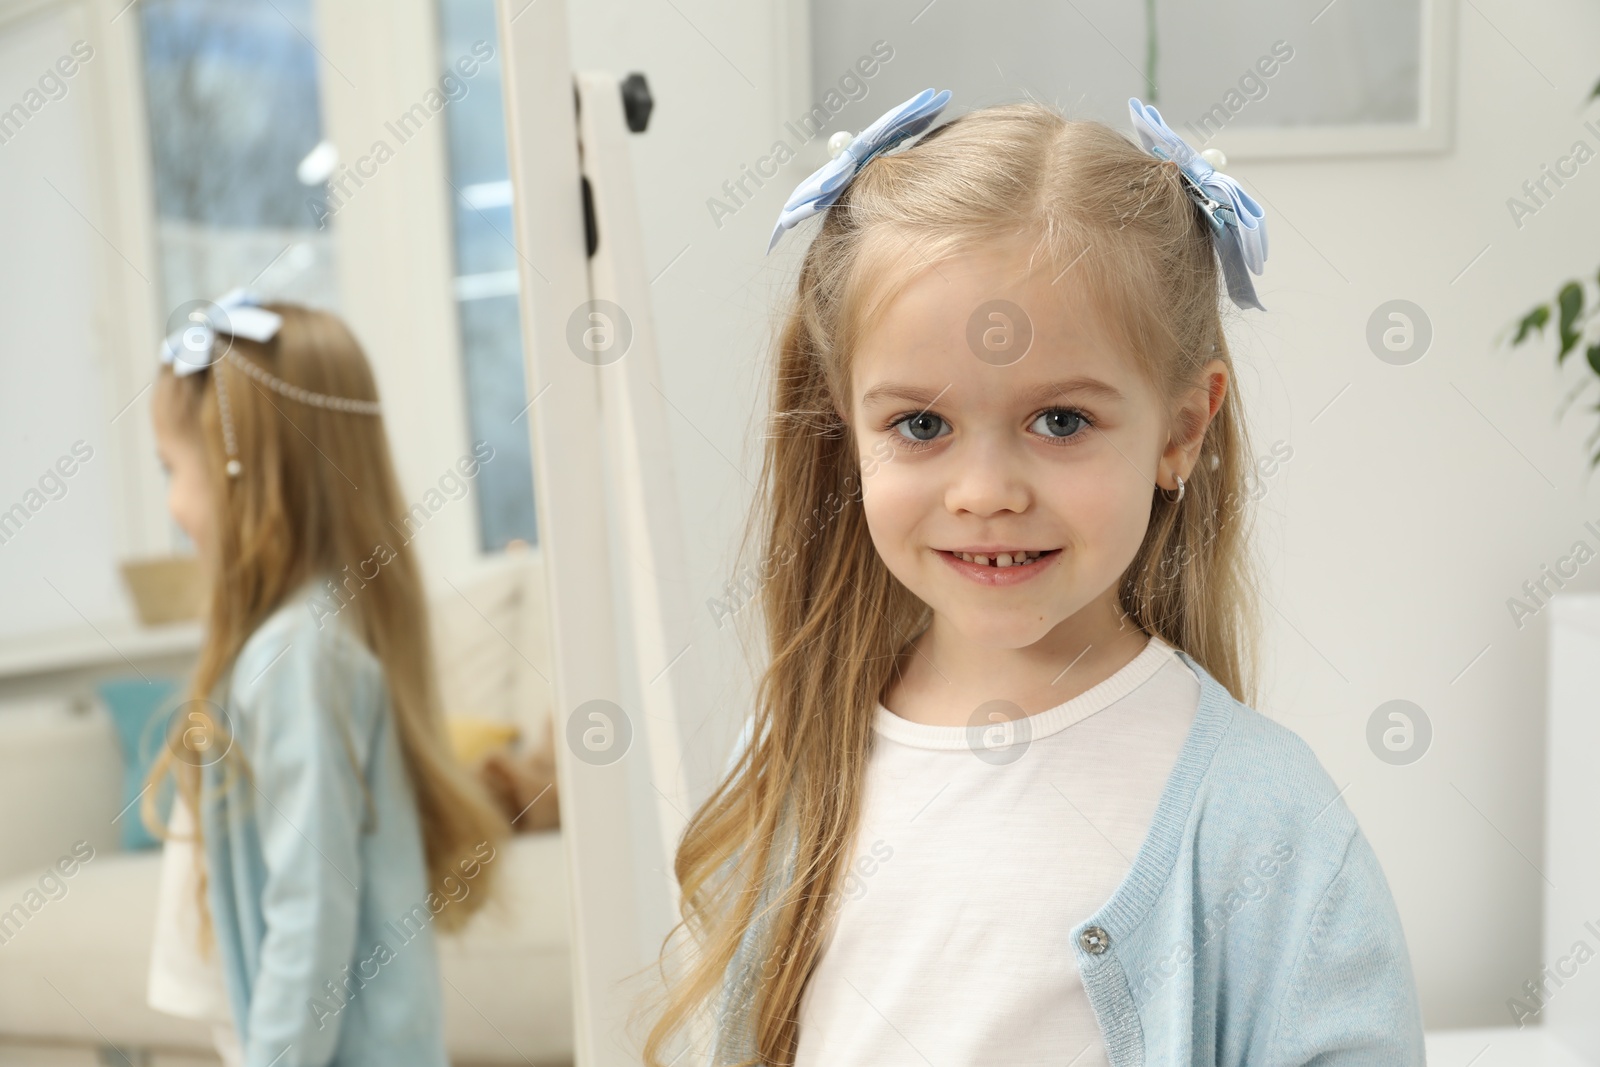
[98,677,181,850]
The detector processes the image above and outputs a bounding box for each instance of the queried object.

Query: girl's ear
[1161,359,1228,483]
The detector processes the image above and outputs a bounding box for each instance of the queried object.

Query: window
[138,0,337,315]
[435,0,539,552]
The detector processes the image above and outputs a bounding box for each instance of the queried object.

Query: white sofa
[0,827,572,1065]
[0,553,573,1065]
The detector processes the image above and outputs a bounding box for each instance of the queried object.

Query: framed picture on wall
[805,0,1457,161]
[1148,0,1456,158]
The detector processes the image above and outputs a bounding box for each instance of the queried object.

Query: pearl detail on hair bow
[766,87,953,255]
[1128,98,1268,311]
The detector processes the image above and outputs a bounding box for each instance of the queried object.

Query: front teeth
[954,550,1047,567]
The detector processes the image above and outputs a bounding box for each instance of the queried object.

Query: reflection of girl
[144,297,508,1066]
[644,94,1423,1066]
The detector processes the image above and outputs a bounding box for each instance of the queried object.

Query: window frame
[91,0,488,590]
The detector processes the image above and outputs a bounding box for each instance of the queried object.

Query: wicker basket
[119,555,207,626]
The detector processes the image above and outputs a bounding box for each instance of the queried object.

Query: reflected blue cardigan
[710,647,1426,1065]
[198,583,449,1067]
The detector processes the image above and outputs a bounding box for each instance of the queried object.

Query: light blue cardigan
[198,582,450,1066]
[710,647,1426,1065]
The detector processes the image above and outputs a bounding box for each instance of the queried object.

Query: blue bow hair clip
[1128,98,1268,311]
[157,288,285,477]
[766,87,953,254]
[159,288,283,376]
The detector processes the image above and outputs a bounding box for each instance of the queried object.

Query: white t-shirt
[148,794,245,1067]
[794,632,1199,1067]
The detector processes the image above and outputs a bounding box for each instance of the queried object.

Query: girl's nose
[942,435,1031,517]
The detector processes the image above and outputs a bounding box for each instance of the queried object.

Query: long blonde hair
[146,303,509,943]
[640,101,1264,1065]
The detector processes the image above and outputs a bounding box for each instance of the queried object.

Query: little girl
[144,295,508,1066]
[643,93,1425,1066]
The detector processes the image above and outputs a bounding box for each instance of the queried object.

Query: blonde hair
[639,101,1264,1065]
[146,303,510,946]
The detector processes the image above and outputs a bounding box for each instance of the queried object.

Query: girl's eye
[890,412,949,447]
[1030,408,1093,442]
[887,406,1095,451]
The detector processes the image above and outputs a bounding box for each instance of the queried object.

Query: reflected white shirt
[148,794,243,1067]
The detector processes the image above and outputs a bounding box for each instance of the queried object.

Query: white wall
[566,0,1600,1031]
[0,1,128,636]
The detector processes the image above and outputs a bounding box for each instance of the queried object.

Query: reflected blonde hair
[639,102,1263,1065]
[146,303,509,947]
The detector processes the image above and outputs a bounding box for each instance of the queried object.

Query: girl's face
[152,385,213,554]
[847,234,1221,651]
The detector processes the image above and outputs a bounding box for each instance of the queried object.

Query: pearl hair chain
[222,350,382,416]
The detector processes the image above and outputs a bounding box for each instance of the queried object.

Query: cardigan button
[1079,925,1110,954]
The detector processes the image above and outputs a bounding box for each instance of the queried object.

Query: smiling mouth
[943,549,1060,568]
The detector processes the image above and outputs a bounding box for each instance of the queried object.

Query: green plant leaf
[1592,75,1600,102]
[1589,342,1600,378]
[1512,304,1550,345]
[1558,282,1585,361]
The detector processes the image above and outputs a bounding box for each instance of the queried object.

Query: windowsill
[0,548,542,683]
[0,618,204,681]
